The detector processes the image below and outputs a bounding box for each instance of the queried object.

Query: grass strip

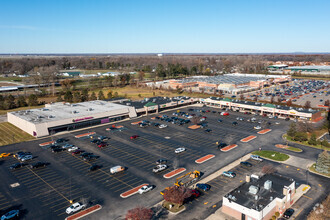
[252,150,289,161]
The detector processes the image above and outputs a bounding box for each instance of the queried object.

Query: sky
[0,0,329,53]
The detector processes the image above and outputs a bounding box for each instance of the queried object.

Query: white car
[159,124,167,129]
[254,126,262,130]
[269,116,274,119]
[152,164,167,173]
[251,155,263,162]
[187,115,193,119]
[138,185,153,194]
[275,122,280,125]
[68,146,79,152]
[66,202,86,214]
[175,147,186,154]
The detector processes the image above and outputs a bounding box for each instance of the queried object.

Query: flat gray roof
[288,65,330,71]
[178,75,267,85]
[10,100,130,124]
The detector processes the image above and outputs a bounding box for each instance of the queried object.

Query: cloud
[0,25,37,30]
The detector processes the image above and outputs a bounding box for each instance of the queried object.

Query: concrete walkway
[282,155,314,169]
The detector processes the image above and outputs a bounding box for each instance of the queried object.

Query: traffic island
[252,150,289,161]
[74,132,95,138]
[221,144,238,152]
[275,144,302,152]
[163,168,186,179]
[257,129,271,134]
[162,201,186,214]
[39,141,54,147]
[240,135,257,143]
[65,204,102,220]
[195,154,215,164]
[120,183,149,198]
[188,125,200,130]
[131,121,142,125]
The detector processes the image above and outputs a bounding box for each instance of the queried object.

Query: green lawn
[284,134,330,150]
[252,150,289,161]
[0,122,35,146]
[286,146,303,152]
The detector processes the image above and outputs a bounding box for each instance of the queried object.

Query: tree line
[0,94,39,110]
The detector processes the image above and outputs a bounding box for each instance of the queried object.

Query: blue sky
[0,0,329,53]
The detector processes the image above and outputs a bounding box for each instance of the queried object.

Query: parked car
[222,171,236,178]
[0,153,11,158]
[232,121,238,126]
[152,164,167,173]
[98,143,107,148]
[159,124,167,129]
[16,152,31,160]
[254,126,262,130]
[89,164,101,171]
[138,185,153,194]
[218,119,223,122]
[52,148,65,153]
[110,165,125,174]
[1,210,19,220]
[62,144,74,149]
[66,202,86,214]
[240,161,252,167]
[20,154,33,162]
[83,155,99,161]
[98,136,109,141]
[283,208,294,219]
[191,189,201,198]
[80,152,93,157]
[156,159,167,165]
[9,163,27,170]
[196,183,210,191]
[205,129,212,133]
[175,148,186,154]
[72,149,84,155]
[251,155,263,162]
[130,135,139,139]
[68,146,79,152]
[29,162,48,169]
[54,138,66,144]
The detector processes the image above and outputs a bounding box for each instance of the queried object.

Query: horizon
[1,0,330,53]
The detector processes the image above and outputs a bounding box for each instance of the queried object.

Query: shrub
[275,211,280,217]
[294,132,308,142]
[308,133,317,145]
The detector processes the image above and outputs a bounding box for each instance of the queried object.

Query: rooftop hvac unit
[254,195,259,200]
[249,185,259,195]
[251,174,259,180]
[264,180,272,190]
[126,103,131,106]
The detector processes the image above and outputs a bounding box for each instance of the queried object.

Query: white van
[110,165,125,174]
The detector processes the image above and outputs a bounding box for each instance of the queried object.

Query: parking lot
[244,79,329,108]
[0,104,326,219]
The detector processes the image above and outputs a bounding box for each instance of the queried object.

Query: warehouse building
[222,174,295,220]
[7,96,198,137]
[201,97,321,120]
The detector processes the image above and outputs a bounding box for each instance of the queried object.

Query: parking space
[3,155,92,218]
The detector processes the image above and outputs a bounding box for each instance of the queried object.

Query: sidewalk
[283,155,314,169]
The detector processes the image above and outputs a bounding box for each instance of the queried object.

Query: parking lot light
[69,200,73,204]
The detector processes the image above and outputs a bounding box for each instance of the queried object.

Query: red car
[130,135,139,140]
[222,112,229,116]
[72,150,84,155]
[191,189,201,198]
[202,116,207,119]
[206,110,210,113]
[98,143,106,148]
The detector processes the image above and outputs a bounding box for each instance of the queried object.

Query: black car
[83,155,99,161]
[240,161,252,167]
[80,152,93,157]
[283,208,294,219]
[217,143,227,149]
[90,139,101,145]
[16,152,32,159]
[10,163,27,170]
[156,159,167,165]
[232,121,238,126]
[29,162,48,169]
[196,183,210,191]
[205,129,212,133]
[52,148,65,153]
[89,164,101,171]
[54,138,66,144]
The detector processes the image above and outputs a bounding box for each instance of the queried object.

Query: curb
[257,129,271,134]
[65,204,102,220]
[120,183,148,198]
[308,165,330,179]
[74,132,95,138]
[39,141,54,146]
[163,168,186,179]
[221,144,238,152]
[240,136,257,143]
[195,154,215,164]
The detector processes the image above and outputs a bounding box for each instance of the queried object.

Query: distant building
[62,72,81,77]
[267,64,288,71]
[222,174,295,220]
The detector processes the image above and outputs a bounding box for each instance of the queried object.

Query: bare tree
[125,206,153,220]
[304,101,311,109]
[162,186,192,207]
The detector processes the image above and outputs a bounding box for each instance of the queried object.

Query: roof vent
[48,115,55,119]
[87,108,94,111]
[264,180,272,190]
[254,195,259,200]
[249,185,259,195]
[126,103,131,106]
[251,174,259,180]
[270,196,273,201]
